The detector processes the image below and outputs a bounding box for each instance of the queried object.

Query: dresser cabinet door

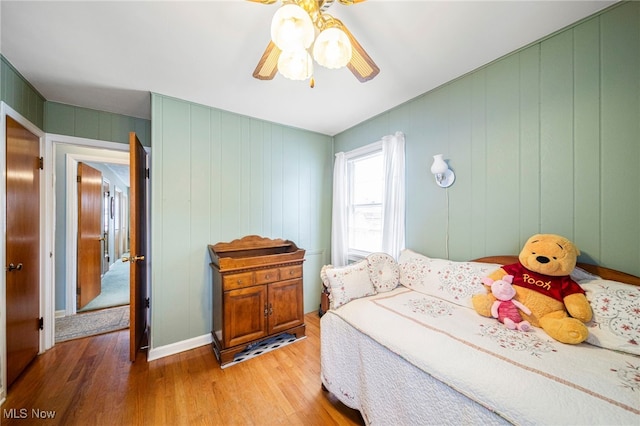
[268,279,304,335]
[224,285,267,347]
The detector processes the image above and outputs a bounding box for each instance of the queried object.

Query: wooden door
[5,116,40,387]
[77,162,103,309]
[129,132,148,362]
[268,279,304,335]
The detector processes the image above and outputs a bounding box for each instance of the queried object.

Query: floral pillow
[366,252,400,293]
[398,249,501,308]
[321,260,376,309]
[581,279,640,355]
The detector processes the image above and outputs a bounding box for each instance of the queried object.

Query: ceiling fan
[249,0,380,85]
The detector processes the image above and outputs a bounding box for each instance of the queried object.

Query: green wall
[1,55,45,128]
[335,1,640,277]
[45,101,151,146]
[151,94,333,348]
[1,55,150,145]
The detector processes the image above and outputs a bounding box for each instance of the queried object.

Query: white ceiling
[1,0,616,136]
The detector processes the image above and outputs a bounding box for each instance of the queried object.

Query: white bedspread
[321,287,640,425]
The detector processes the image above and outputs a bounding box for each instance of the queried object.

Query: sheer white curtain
[331,152,348,266]
[381,131,405,260]
[331,132,406,266]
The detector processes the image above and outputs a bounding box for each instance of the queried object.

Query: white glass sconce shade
[430,154,455,188]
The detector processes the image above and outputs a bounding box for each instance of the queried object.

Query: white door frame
[46,135,130,319]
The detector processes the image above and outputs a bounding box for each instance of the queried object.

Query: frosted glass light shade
[313,27,352,69]
[430,154,455,188]
[271,4,315,52]
[430,154,448,174]
[278,49,313,80]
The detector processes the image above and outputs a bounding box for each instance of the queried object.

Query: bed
[320,251,640,425]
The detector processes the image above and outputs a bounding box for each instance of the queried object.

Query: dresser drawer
[280,265,303,280]
[222,271,254,291]
[254,268,280,284]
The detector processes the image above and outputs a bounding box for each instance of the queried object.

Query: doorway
[52,142,130,336]
[58,155,130,344]
[75,162,131,314]
[44,132,150,360]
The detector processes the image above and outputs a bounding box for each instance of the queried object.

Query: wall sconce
[430,154,455,188]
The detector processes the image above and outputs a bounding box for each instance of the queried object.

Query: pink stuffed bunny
[482,275,532,331]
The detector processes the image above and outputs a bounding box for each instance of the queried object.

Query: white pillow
[581,279,640,355]
[366,252,400,293]
[321,260,376,309]
[570,266,600,283]
[398,249,501,308]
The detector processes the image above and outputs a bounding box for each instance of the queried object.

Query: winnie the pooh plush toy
[472,234,592,344]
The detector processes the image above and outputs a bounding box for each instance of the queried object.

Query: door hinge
[38,317,44,330]
[77,286,81,295]
[145,168,150,179]
[77,175,81,183]
[145,297,150,308]
[38,157,44,170]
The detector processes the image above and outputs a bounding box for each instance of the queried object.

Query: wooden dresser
[208,235,306,365]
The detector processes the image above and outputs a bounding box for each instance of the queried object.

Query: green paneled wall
[151,94,333,348]
[45,101,151,146]
[334,1,640,277]
[1,56,150,145]
[1,55,45,128]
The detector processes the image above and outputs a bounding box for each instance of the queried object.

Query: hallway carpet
[55,305,129,343]
[79,256,130,312]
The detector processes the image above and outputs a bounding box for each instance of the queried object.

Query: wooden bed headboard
[473,256,640,287]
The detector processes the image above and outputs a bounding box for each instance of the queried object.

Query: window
[332,132,405,266]
[347,150,383,259]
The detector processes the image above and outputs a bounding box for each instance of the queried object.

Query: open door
[77,162,103,310]
[128,132,148,361]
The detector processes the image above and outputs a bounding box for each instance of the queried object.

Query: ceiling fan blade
[253,41,281,80]
[342,26,380,82]
[246,0,279,4]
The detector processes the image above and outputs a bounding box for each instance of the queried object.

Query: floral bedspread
[325,287,640,425]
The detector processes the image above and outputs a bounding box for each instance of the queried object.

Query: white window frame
[344,141,383,262]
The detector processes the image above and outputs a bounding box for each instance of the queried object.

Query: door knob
[122,255,145,263]
[6,263,23,272]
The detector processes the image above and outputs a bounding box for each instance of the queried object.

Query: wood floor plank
[2,313,363,426]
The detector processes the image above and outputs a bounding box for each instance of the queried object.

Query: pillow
[570,266,600,283]
[398,249,501,308]
[366,252,400,293]
[321,260,376,309]
[581,279,640,355]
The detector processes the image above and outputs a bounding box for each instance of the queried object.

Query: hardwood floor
[2,312,364,425]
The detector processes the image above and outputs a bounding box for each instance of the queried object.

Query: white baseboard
[55,310,66,318]
[147,333,212,362]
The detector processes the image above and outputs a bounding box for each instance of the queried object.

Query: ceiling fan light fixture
[270,4,315,52]
[313,26,352,69]
[277,49,314,80]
